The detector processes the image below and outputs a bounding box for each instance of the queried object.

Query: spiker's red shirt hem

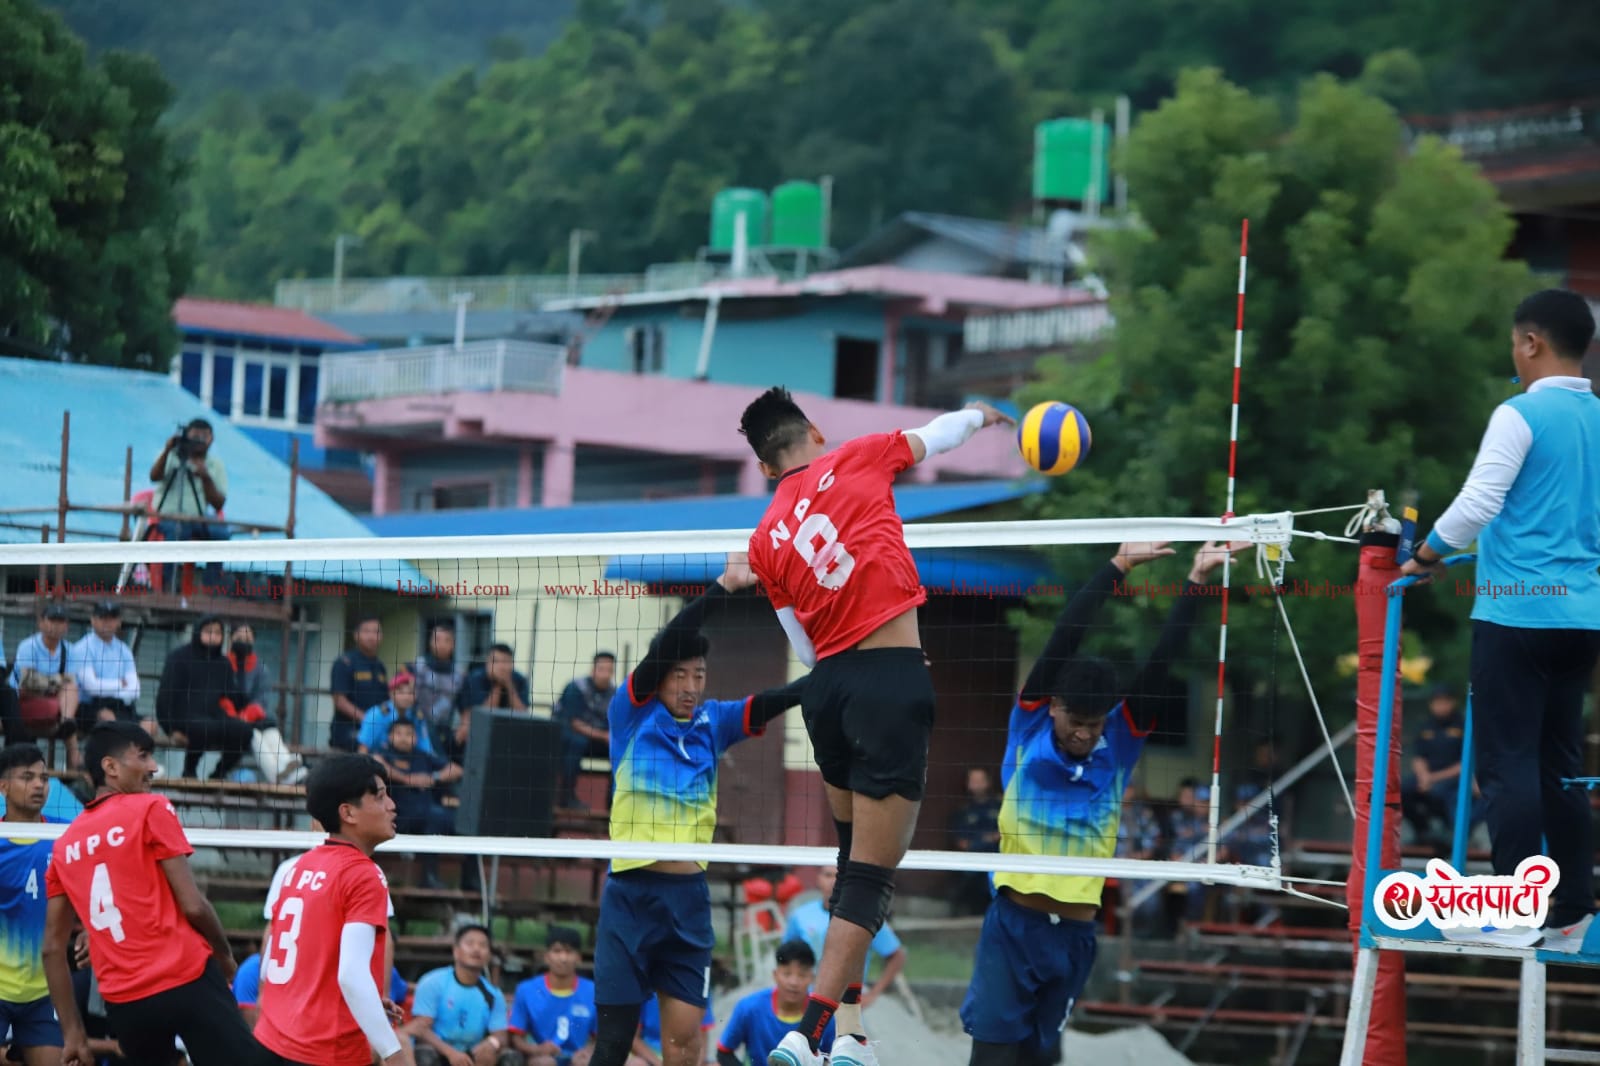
[749,431,925,660]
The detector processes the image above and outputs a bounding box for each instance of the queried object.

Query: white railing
[318,341,567,404]
[963,301,1114,354]
[276,260,773,314]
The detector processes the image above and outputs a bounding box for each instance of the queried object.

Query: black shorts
[102,958,263,1066]
[803,647,935,801]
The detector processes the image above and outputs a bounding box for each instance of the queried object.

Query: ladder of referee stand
[1338,555,1600,1066]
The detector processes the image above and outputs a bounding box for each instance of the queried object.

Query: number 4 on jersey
[89,864,126,943]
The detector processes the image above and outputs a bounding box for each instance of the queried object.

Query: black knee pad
[591,1002,644,1066]
[831,819,853,911]
[833,861,895,935]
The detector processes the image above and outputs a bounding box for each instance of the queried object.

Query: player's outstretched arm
[631,553,756,700]
[43,895,92,1066]
[904,402,1015,465]
[746,675,809,731]
[1126,541,1246,729]
[1018,542,1175,704]
[160,855,237,981]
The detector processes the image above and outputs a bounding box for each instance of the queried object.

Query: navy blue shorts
[595,869,714,1008]
[0,994,63,1050]
[960,893,1098,1052]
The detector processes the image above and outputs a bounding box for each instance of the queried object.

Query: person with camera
[148,418,229,591]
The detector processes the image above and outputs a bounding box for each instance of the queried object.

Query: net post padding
[0,513,1299,566]
[1350,533,1407,1066]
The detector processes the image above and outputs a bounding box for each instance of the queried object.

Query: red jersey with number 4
[45,792,211,1003]
[750,431,926,659]
[256,838,391,1066]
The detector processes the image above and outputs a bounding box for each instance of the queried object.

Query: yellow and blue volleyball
[1017,401,1092,475]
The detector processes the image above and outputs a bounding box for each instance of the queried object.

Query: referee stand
[1340,554,1600,1066]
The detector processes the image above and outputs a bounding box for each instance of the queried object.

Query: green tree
[1019,69,1528,720]
[0,0,191,367]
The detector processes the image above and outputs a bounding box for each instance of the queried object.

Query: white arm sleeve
[776,607,817,669]
[1432,405,1533,549]
[339,923,401,1060]
[906,409,984,459]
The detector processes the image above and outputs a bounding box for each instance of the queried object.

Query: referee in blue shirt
[1405,289,1600,952]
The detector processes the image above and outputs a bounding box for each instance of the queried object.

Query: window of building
[211,354,234,415]
[418,480,495,511]
[268,365,290,421]
[627,325,665,374]
[833,337,880,401]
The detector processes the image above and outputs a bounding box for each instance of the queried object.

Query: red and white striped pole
[1207,219,1249,864]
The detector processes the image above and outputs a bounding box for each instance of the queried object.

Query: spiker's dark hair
[739,386,812,468]
[1514,289,1596,360]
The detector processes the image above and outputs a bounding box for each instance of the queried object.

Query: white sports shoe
[1439,923,1542,949]
[831,1034,882,1066]
[768,1031,824,1066]
[1541,913,1596,955]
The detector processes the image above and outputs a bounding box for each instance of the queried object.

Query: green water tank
[710,187,769,251]
[771,180,826,248]
[1033,118,1111,203]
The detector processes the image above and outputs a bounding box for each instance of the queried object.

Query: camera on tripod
[172,423,197,461]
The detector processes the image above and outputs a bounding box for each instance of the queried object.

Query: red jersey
[749,431,926,659]
[255,838,391,1066]
[45,792,211,1002]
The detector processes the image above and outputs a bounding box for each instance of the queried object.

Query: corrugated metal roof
[544,265,1094,313]
[175,297,364,347]
[0,357,406,587]
[835,211,1073,271]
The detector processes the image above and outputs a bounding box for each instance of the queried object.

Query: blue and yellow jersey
[993,699,1147,906]
[608,673,764,873]
[0,820,55,1002]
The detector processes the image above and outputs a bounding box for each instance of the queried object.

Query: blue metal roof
[364,479,1056,593]
[0,357,408,587]
[363,479,1043,538]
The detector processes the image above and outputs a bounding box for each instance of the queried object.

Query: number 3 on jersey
[263,896,304,984]
[89,864,126,943]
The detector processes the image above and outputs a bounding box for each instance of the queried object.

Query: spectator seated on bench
[156,615,301,784]
[405,924,520,1066]
[378,718,476,892]
[359,672,436,755]
[509,927,598,1066]
[5,602,81,767]
[71,600,156,740]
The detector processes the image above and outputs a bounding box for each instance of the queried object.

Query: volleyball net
[0,513,1314,899]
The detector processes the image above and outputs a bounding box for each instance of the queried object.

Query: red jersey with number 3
[256,838,391,1066]
[750,431,926,659]
[45,792,211,1002]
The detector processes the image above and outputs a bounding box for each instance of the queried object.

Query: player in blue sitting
[510,927,597,1066]
[405,924,519,1066]
[716,941,832,1066]
[962,540,1236,1066]
[0,743,62,1066]
[781,865,906,1010]
[589,553,807,1066]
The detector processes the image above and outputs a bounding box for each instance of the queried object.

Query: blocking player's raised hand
[965,400,1016,428]
[717,551,761,593]
[1111,541,1177,572]
[1189,540,1251,583]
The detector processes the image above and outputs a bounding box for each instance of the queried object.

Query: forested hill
[40,0,573,106]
